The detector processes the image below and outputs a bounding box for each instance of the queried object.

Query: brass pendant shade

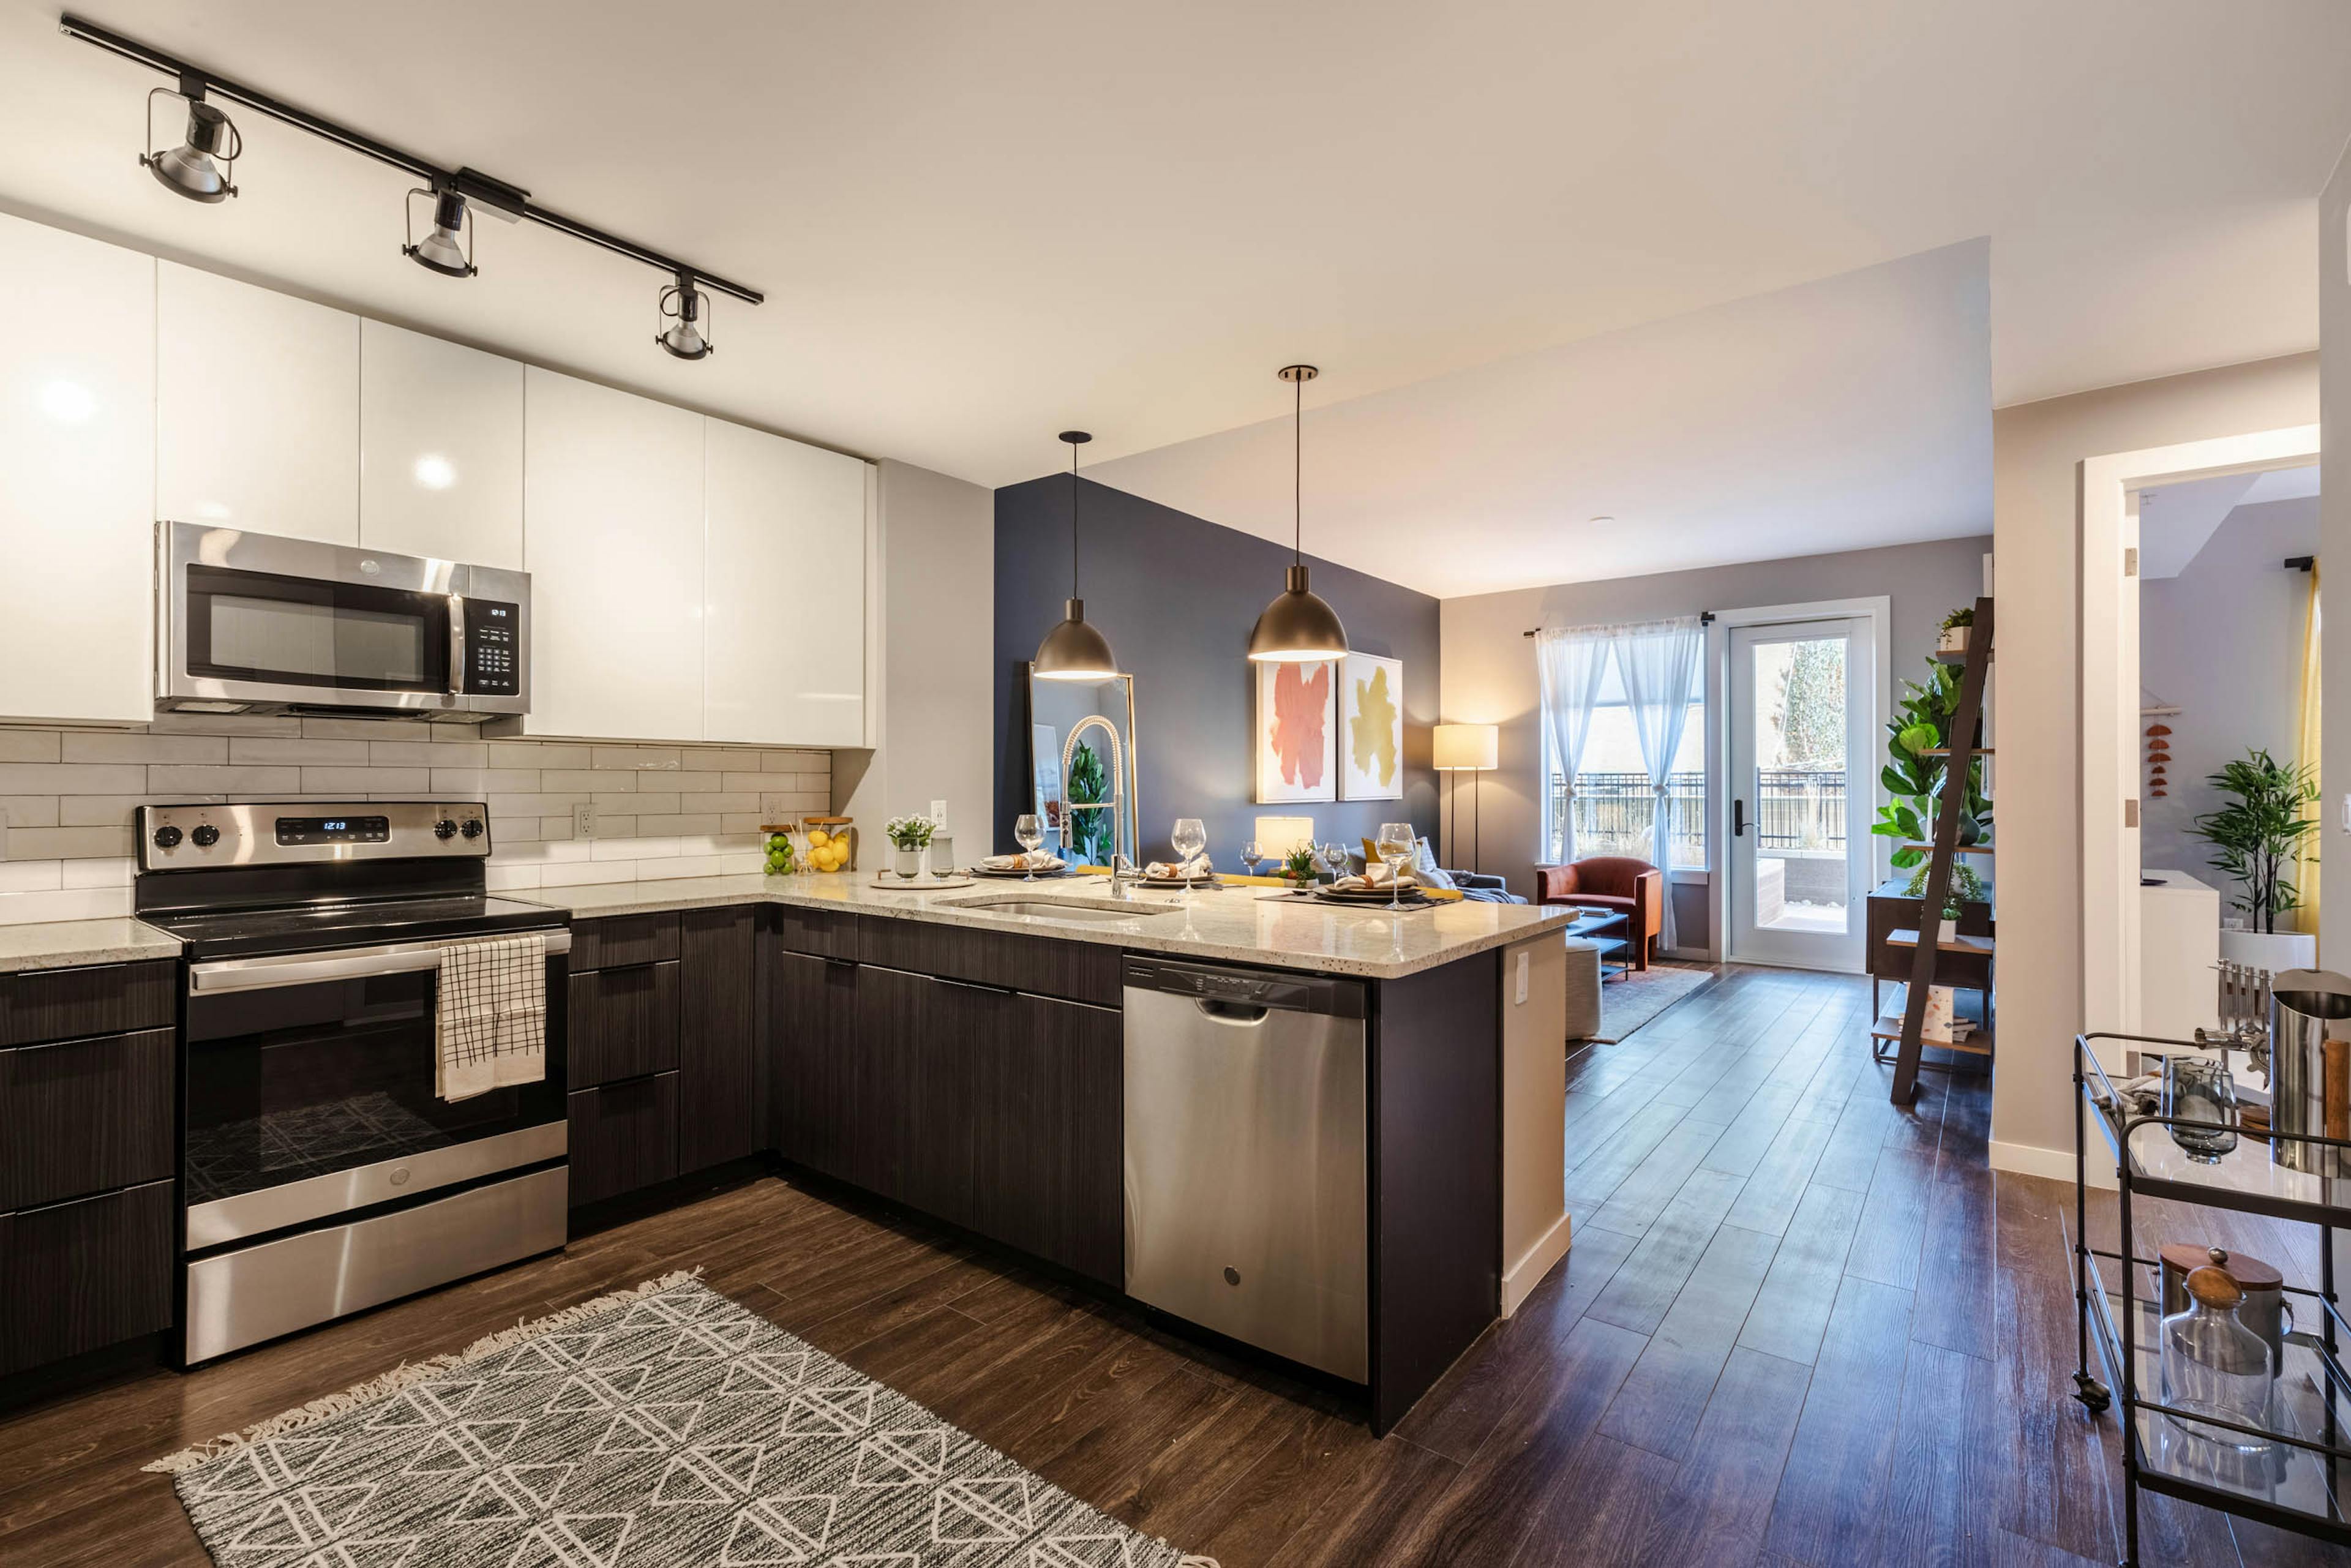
[1247,565,1349,663]
[1033,430,1121,681]
[1034,598,1120,681]
[1248,364,1348,664]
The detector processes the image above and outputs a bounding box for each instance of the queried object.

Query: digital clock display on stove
[275,815,392,846]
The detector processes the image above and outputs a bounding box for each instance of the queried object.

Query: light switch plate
[573,803,596,839]
[1515,950,1529,1005]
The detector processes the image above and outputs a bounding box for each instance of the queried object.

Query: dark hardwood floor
[1,964,2342,1566]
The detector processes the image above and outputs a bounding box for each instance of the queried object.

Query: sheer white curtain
[1535,627,1610,865]
[1611,615,1706,950]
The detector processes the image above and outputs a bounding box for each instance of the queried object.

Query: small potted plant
[1904,861,1987,942]
[1279,844,1321,887]
[883,814,935,879]
[1937,605,1974,658]
[2194,748,2320,970]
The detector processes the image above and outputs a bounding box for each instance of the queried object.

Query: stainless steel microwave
[157,522,530,719]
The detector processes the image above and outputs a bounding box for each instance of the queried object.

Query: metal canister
[2268,969,2351,1174]
[2158,1243,2291,1379]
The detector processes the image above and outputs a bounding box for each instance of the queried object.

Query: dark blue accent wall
[993,475,1441,864]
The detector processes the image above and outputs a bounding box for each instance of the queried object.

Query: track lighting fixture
[656,274,713,361]
[64,12,762,353]
[1247,365,1349,664]
[403,186,476,278]
[141,78,239,203]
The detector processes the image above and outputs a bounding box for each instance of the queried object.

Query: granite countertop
[517,872,1572,980]
[0,917,184,974]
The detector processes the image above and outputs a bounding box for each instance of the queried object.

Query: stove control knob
[460,819,484,839]
[189,824,219,848]
[434,819,459,840]
[151,825,182,850]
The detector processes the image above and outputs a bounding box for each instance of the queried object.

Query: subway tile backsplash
[0,715,831,925]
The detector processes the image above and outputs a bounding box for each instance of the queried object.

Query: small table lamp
[1432,723,1499,872]
[1253,815,1317,861]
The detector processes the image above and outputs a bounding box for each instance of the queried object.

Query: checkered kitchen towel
[435,933,548,1101]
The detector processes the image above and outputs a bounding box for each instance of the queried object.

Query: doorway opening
[1717,600,1888,973]
[2078,424,2320,1060]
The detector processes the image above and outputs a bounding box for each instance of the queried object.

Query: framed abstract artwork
[1255,659,1336,803]
[1339,652,1404,800]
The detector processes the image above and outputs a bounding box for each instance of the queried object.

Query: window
[1544,656,1706,868]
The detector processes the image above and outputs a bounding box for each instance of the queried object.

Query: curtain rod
[1522,610,1714,639]
[2286,555,2315,572]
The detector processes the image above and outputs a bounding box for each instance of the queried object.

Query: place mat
[869,874,975,890]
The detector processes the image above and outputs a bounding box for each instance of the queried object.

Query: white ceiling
[1090,242,1991,597]
[2137,463,2320,579]
[0,1,2342,500]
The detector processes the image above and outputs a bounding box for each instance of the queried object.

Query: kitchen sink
[943,895,1179,923]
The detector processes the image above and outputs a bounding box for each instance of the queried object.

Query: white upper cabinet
[359,320,523,568]
[157,262,359,543]
[515,367,705,741]
[703,419,870,746]
[0,214,156,724]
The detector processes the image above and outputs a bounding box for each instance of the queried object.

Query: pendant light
[1247,364,1349,663]
[1033,431,1120,681]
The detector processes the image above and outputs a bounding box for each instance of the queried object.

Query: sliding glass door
[1728,617,1874,970]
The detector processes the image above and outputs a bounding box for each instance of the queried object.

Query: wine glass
[1013,814,1043,880]
[1241,838,1264,877]
[1171,817,1208,904]
[1376,823,1415,910]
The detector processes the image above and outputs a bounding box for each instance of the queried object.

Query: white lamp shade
[1253,815,1317,857]
[1433,722,1499,771]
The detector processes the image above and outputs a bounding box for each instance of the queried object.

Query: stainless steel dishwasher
[1122,955,1368,1382]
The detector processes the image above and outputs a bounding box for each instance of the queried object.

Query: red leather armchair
[1535,856,1665,970]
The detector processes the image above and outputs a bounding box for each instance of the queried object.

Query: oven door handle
[189,930,571,994]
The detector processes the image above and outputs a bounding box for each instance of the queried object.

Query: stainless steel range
[135,801,571,1364]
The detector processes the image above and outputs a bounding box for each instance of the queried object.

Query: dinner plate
[972,864,1070,879]
[1138,873,1220,889]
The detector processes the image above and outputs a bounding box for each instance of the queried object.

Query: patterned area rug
[150,1272,1216,1567]
[1589,962,1717,1043]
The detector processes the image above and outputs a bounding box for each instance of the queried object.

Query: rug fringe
[143,1268,704,1475]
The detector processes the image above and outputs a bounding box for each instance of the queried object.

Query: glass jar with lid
[2159,1264,2273,1452]
[801,816,855,874]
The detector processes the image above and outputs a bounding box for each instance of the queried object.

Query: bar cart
[2073,1032,2350,1566]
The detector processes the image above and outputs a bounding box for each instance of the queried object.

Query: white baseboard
[1501,1212,1574,1316]
[1990,1136,2113,1190]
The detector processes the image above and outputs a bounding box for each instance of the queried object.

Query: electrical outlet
[930,799,948,826]
[573,803,596,839]
[1515,950,1529,1005]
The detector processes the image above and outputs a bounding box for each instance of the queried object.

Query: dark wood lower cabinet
[0,1179,176,1375]
[678,907,758,1171]
[567,1074,680,1207]
[568,962,680,1089]
[793,952,1122,1286]
[0,1027,175,1210]
[974,993,1122,1285]
[770,952,862,1183]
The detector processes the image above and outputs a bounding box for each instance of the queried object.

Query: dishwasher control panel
[1121,956,1364,1018]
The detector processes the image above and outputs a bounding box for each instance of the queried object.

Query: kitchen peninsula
[519,872,1578,1431]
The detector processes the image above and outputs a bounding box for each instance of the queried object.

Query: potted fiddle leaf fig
[1869,656,1992,871]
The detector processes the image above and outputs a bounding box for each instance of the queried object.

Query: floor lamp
[1433,723,1499,872]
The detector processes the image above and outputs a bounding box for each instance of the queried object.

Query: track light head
[141,86,239,203]
[403,186,476,278]
[656,276,712,361]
